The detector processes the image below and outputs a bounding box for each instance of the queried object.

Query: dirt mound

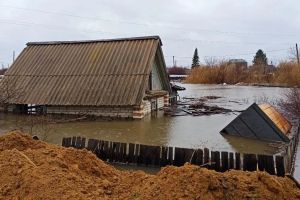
[0,131,120,200]
[0,131,299,200]
[0,131,46,151]
[124,165,299,200]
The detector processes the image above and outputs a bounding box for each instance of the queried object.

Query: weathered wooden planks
[211,151,220,171]
[139,145,160,166]
[128,143,135,163]
[235,152,241,170]
[61,137,288,177]
[257,154,276,175]
[243,154,257,171]
[191,149,203,166]
[221,152,229,172]
[229,152,234,169]
[275,156,285,177]
[174,147,193,166]
[204,148,210,166]
[160,146,169,167]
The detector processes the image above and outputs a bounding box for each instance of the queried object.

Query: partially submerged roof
[221,103,290,142]
[259,104,292,135]
[3,36,171,106]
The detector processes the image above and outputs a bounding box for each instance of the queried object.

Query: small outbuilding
[2,36,175,119]
[221,103,291,142]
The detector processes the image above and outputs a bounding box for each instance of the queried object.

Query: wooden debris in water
[166,95,242,117]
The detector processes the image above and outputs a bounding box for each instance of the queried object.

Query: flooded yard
[0,84,287,152]
[0,84,299,179]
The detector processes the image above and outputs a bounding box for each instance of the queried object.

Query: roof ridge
[26,35,162,46]
[5,74,150,76]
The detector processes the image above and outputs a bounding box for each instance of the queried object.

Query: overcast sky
[0,0,299,67]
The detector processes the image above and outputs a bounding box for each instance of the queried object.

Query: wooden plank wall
[61,136,289,177]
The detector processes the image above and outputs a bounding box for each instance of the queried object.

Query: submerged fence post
[221,151,229,172]
[235,152,241,170]
[243,154,257,171]
[60,137,288,177]
[275,156,285,177]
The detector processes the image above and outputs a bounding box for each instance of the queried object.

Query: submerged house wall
[133,95,169,119]
[47,106,134,118]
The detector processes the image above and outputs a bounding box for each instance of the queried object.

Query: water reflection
[222,134,280,154]
[0,111,173,147]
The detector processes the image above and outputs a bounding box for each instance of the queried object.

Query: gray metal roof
[3,36,170,106]
[221,103,290,142]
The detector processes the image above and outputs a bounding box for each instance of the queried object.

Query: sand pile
[0,131,299,200]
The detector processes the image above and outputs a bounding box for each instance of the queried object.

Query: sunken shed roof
[221,103,290,142]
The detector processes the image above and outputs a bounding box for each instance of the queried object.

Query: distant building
[169,74,188,82]
[265,64,276,74]
[0,68,7,75]
[1,36,174,119]
[228,59,248,69]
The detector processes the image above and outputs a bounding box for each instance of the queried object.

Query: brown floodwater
[0,84,299,178]
[0,84,285,152]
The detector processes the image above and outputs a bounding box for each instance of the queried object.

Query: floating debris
[171,84,186,91]
[188,103,233,116]
[166,96,242,117]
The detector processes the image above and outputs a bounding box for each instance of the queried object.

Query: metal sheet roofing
[4,36,169,106]
[259,103,292,135]
[221,103,290,142]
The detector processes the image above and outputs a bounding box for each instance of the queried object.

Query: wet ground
[0,84,299,179]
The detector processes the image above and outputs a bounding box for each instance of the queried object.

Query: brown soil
[0,131,299,200]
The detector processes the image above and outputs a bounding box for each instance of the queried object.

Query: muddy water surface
[0,84,299,179]
[0,84,288,152]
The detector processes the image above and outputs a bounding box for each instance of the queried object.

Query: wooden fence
[62,136,289,177]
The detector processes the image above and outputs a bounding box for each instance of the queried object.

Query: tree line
[184,48,300,86]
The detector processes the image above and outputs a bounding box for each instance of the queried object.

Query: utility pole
[172,56,175,67]
[13,50,15,63]
[296,43,300,66]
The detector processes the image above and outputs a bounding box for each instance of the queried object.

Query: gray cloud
[0,0,299,67]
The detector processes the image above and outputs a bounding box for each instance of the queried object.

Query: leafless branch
[278,88,300,119]
[0,76,24,111]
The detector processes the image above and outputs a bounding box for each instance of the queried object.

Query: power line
[0,18,115,35]
[0,4,298,37]
[163,37,282,46]
[0,18,295,46]
[0,5,149,27]
[165,48,290,60]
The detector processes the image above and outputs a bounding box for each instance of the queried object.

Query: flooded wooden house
[2,36,174,119]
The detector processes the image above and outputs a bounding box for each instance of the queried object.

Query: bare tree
[0,76,23,112]
[288,47,298,63]
[204,57,219,67]
[278,88,300,119]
